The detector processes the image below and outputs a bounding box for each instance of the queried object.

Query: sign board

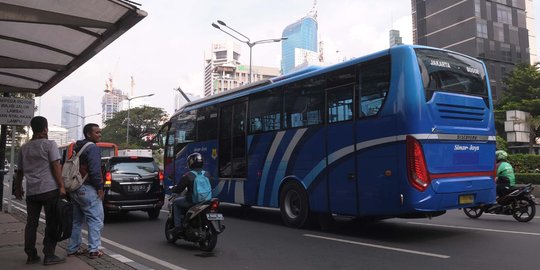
[0,97,34,126]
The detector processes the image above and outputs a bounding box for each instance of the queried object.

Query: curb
[7,203,138,270]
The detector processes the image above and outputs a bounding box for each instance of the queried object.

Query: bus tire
[279,181,311,228]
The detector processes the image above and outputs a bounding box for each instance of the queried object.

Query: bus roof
[173,44,482,117]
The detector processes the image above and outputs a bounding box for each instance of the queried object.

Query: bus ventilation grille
[435,102,485,121]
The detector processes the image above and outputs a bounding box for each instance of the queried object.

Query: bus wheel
[279,182,310,228]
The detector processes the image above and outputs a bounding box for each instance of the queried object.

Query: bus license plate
[206,213,224,221]
[459,194,474,204]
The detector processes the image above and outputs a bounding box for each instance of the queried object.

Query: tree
[498,63,540,106]
[102,106,168,149]
[496,63,540,153]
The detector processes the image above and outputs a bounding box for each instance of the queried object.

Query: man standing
[66,123,104,259]
[14,116,66,265]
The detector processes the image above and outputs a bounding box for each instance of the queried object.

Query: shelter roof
[0,0,146,96]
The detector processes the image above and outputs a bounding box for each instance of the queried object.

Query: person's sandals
[88,250,104,259]
[67,247,87,256]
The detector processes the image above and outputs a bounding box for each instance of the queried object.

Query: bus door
[218,100,247,197]
[355,55,398,215]
[326,68,358,215]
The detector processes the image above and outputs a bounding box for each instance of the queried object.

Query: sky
[38,0,540,128]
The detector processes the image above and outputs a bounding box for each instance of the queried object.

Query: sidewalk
[0,207,134,269]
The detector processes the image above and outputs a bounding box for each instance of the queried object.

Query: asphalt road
[3,176,540,270]
[99,203,540,270]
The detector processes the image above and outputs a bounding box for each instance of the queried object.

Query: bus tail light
[105,171,112,187]
[406,135,430,192]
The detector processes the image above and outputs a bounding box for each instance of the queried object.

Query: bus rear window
[415,49,487,102]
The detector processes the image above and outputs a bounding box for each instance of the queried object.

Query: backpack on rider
[191,170,212,203]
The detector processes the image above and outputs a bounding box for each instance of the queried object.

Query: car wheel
[148,208,161,219]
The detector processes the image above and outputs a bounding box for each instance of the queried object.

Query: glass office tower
[281,11,318,74]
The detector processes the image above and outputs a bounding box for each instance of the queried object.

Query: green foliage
[498,63,540,107]
[496,136,507,151]
[515,173,540,185]
[507,154,540,173]
[102,106,168,149]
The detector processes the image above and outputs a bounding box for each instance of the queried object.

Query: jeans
[25,189,59,258]
[173,196,191,227]
[67,184,104,253]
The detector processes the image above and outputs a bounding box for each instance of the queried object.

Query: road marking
[407,222,540,236]
[100,237,186,270]
[110,254,134,263]
[4,198,187,270]
[303,234,450,259]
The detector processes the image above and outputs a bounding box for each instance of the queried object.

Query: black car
[101,156,164,219]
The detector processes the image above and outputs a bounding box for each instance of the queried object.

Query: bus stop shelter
[0,0,147,209]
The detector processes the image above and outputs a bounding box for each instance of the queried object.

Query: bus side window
[358,56,391,118]
[326,67,355,123]
[197,106,218,141]
[283,77,324,128]
[249,89,282,133]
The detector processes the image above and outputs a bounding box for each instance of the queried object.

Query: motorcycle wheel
[463,207,483,218]
[165,218,178,243]
[198,226,218,252]
[512,198,536,222]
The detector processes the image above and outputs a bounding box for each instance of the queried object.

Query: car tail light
[158,170,164,184]
[105,171,112,187]
[406,135,430,192]
[210,200,219,212]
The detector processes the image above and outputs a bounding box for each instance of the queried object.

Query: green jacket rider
[495,150,515,196]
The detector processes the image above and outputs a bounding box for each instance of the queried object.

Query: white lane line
[408,222,540,236]
[110,254,134,263]
[4,199,187,270]
[100,237,186,270]
[303,234,450,259]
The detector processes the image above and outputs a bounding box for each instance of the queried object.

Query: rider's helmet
[496,150,508,161]
[187,152,204,170]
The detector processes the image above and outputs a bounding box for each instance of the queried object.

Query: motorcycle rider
[495,150,515,197]
[169,153,212,234]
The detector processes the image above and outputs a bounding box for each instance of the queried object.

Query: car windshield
[110,161,157,175]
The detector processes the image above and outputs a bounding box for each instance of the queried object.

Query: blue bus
[157,45,496,228]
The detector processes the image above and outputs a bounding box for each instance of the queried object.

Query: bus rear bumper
[413,177,496,211]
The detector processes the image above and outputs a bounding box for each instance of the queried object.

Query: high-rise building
[412,0,534,100]
[48,125,68,146]
[281,2,318,74]
[389,29,403,47]
[204,42,280,96]
[61,96,84,141]
[101,89,125,124]
[204,42,241,96]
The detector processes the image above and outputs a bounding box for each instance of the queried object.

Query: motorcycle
[463,183,537,222]
[164,192,225,251]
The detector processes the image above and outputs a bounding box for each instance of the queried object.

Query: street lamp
[212,20,287,84]
[125,93,154,145]
[65,111,101,139]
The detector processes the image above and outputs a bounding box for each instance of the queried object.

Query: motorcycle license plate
[206,213,224,221]
[459,194,474,204]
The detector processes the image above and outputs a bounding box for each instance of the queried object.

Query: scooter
[164,192,225,251]
[463,183,537,222]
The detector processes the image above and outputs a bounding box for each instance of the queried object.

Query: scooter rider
[169,153,212,234]
[495,150,515,197]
